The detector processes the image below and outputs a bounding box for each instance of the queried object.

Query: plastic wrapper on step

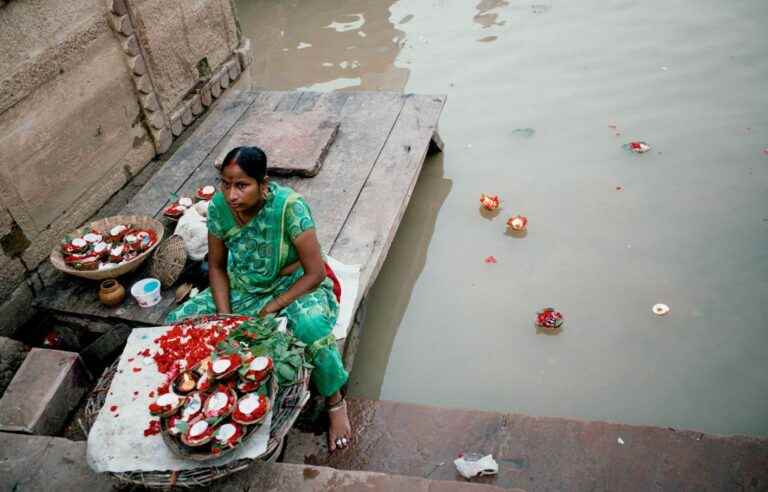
[454,453,499,479]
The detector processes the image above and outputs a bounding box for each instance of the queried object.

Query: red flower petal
[484,256,497,264]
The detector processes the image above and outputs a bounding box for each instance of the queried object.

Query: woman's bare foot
[327,393,352,452]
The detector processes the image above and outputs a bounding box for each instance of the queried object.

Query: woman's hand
[258,299,282,318]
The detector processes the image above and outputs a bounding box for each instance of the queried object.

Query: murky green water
[234,0,768,436]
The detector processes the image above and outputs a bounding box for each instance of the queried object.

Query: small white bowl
[131,278,162,308]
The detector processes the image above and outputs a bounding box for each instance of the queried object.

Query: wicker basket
[150,235,188,288]
[82,315,311,489]
[49,214,165,281]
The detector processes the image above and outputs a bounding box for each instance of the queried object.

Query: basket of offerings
[50,214,164,280]
[83,315,311,488]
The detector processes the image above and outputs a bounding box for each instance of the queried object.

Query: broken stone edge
[105,0,252,154]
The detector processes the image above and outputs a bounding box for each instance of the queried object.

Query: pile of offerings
[163,185,216,219]
[61,224,158,271]
[145,315,310,459]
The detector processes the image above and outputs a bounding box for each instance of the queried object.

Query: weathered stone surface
[201,85,213,107]
[134,73,153,94]
[0,6,155,249]
[234,37,253,69]
[121,34,139,56]
[170,114,184,136]
[284,398,768,491]
[79,324,130,373]
[193,462,513,492]
[0,337,28,396]
[154,127,173,154]
[128,54,145,75]
[219,112,340,178]
[0,0,110,115]
[211,75,223,98]
[181,106,193,126]
[189,94,203,116]
[140,93,159,112]
[0,255,26,300]
[0,433,114,491]
[0,282,34,337]
[129,0,239,111]
[107,0,128,16]
[227,58,241,81]
[109,14,133,36]
[0,348,90,434]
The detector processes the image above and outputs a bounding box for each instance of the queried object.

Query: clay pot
[99,279,126,307]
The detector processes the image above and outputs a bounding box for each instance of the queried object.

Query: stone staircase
[282,398,768,491]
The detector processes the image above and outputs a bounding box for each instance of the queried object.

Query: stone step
[0,348,90,434]
[0,432,514,492]
[282,398,768,491]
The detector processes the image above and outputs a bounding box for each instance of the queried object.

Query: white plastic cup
[131,278,162,308]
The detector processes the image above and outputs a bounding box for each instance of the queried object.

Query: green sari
[165,182,347,397]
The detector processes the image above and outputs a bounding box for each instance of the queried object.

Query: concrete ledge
[284,398,768,491]
[0,349,90,435]
[0,433,113,491]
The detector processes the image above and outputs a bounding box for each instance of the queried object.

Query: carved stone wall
[0,0,252,335]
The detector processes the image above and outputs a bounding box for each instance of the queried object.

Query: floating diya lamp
[148,392,186,417]
[652,303,670,316]
[83,232,102,244]
[181,417,216,446]
[535,307,564,332]
[203,386,237,419]
[243,356,273,383]
[626,141,651,154]
[231,393,269,425]
[506,215,528,232]
[479,193,501,211]
[212,422,245,448]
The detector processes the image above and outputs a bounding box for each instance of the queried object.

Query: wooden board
[34,90,446,330]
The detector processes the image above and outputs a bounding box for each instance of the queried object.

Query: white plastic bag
[173,203,209,261]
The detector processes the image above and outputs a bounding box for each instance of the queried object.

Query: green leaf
[174,420,189,433]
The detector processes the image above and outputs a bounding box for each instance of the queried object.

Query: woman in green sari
[165,146,351,451]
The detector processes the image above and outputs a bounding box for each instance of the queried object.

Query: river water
[233,0,768,436]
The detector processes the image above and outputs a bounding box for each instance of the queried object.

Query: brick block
[0,348,91,434]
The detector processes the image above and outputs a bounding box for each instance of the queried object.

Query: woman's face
[220,163,265,212]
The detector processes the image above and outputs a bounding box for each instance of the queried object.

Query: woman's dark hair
[220,146,267,182]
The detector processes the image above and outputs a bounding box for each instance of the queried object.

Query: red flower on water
[479,193,501,211]
[132,367,142,373]
[110,405,118,412]
[484,256,497,264]
[536,307,564,330]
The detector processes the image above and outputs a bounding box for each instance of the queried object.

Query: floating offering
[536,307,564,331]
[479,193,501,211]
[506,215,528,232]
[626,141,651,154]
[652,303,670,316]
[178,197,194,208]
[484,255,497,264]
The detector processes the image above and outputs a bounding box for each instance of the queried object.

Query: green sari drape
[165,182,347,396]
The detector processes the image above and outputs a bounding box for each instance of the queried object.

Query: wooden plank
[330,94,446,299]
[122,89,259,218]
[168,91,299,207]
[281,91,406,250]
